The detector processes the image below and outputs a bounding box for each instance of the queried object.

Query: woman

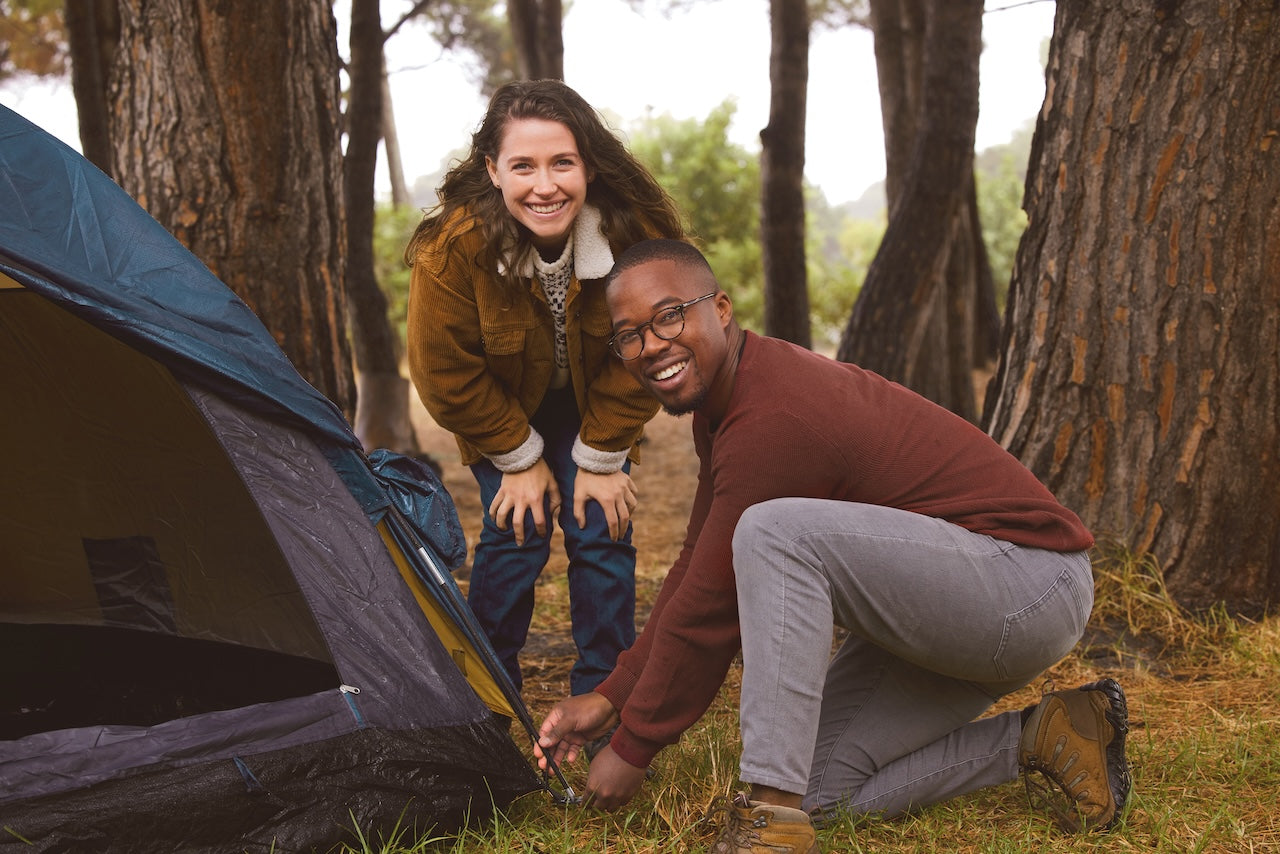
[405,79,686,701]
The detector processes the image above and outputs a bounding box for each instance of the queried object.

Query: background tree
[107,0,353,412]
[984,0,1280,614]
[345,0,420,453]
[345,0,517,456]
[627,102,764,319]
[61,0,115,174]
[760,0,811,347]
[409,0,513,96]
[836,0,995,421]
[0,0,64,81]
[508,0,562,80]
[0,0,117,172]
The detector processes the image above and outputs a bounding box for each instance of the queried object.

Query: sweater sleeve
[599,411,844,768]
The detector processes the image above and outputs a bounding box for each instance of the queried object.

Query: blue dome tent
[0,105,553,851]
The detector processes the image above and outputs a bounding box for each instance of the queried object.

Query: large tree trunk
[760,0,811,349]
[344,0,418,455]
[507,0,562,80]
[984,0,1280,614]
[64,0,118,176]
[836,0,988,421]
[108,0,353,413]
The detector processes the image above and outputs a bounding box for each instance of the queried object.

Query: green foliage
[807,191,882,350]
[975,120,1034,311]
[625,101,767,331]
[624,100,870,343]
[373,202,423,346]
[625,101,760,245]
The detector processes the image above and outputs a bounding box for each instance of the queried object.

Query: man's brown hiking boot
[700,793,819,853]
[1019,678,1131,831]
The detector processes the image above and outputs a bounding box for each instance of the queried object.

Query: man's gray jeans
[732,498,1093,818]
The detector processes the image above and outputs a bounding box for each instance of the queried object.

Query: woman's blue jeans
[467,386,637,696]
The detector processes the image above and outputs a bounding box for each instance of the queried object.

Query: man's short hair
[606,239,714,287]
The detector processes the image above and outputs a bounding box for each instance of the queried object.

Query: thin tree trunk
[760,0,811,348]
[869,0,924,214]
[381,52,410,208]
[109,0,353,413]
[985,0,1280,613]
[836,0,984,421]
[345,0,418,454]
[508,0,563,80]
[64,0,118,176]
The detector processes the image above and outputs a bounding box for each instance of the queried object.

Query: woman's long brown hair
[404,79,687,285]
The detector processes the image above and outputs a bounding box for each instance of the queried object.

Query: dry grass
[344,407,1280,853]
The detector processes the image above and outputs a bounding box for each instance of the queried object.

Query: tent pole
[382,504,581,805]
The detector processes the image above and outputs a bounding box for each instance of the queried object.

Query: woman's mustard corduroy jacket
[407,207,659,471]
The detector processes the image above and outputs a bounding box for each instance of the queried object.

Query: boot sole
[1078,677,1131,829]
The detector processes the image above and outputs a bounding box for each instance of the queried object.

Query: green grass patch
[337,545,1280,853]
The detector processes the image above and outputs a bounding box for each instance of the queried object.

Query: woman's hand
[489,459,560,545]
[573,469,638,541]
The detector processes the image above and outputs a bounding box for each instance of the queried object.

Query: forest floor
[405,388,1280,853]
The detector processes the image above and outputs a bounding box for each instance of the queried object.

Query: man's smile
[652,360,688,382]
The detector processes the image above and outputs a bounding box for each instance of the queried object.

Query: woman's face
[486,117,591,257]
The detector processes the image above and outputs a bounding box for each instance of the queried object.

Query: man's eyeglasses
[608,292,717,360]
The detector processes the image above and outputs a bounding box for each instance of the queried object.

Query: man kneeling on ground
[535,239,1130,853]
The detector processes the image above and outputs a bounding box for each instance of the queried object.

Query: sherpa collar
[498,204,614,280]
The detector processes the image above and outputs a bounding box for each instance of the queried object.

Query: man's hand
[489,459,560,545]
[581,745,648,811]
[535,691,618,770]
[572,469,638,541]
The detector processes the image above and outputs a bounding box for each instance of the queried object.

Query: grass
[334,540,1280,854]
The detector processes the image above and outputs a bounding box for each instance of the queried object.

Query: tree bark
[345,0,419,455]
[869,0,924,213]
[760,0,811,348]
[64,0,118,176]
[836,0,987,421]
[508,0,563,80]
[984,0,1280,613]
[108,0,353,414]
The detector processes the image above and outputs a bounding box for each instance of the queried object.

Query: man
[535,240,1130,852]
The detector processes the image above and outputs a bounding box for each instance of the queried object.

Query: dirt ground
[409,392,699,716]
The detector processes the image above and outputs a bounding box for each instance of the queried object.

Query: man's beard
[661,386,708,417]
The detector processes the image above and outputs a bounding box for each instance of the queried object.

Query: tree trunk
[836,0,986,421]
[869,0,924,214]
[108,0,353,414]
[508,0,563,80]
[984,0,1280,614]
[381,52,410,208]
[760,0,811,348]
[64,0,118,176]
[343,0,418,454]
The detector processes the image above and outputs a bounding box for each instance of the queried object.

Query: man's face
[607,259,731,417]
